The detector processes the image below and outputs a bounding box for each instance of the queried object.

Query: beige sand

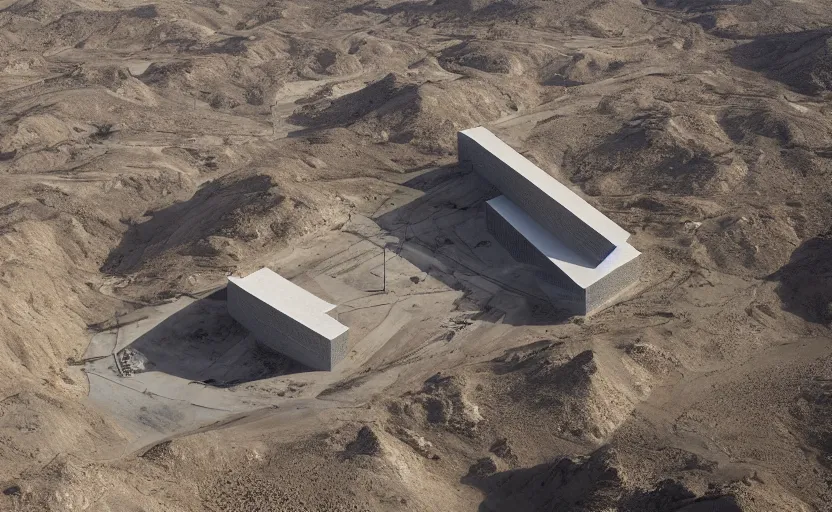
[1,0,832,510]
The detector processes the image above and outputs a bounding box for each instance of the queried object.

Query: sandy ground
[2,0,832,510]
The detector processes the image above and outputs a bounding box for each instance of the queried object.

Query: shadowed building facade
[460,127,641,315]
[227,268,349,370]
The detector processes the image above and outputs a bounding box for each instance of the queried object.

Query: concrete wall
[485,194,640,315]
[459,131,616,266]
[486,200,585,307]
[227,280,348,370]
[536,267,583,297]
[485,201,551,269]
[537,276,586,314]
[585,254,640,314]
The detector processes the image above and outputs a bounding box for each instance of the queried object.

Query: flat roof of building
[487,195,640,289]
[461,127,631,247]
[228,268,348,340]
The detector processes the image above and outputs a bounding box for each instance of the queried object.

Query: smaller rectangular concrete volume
[459,126,630,266]
[227,268,349,371]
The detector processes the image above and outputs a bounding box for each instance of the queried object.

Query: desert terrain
[1,0,832,510]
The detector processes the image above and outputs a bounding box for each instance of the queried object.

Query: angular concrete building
[460,127,640,314]
[459,127,630,266]
[227,268,349,370]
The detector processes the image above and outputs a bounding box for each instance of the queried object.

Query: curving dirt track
[2,0,832,510]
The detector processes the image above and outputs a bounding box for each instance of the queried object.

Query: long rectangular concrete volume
[461,126,641,315]
[485,196,640,314]
[459,126,630,266]
[227,268,349,371]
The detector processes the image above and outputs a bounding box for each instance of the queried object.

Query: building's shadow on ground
[374,165,575,327]
[119,289,310,386]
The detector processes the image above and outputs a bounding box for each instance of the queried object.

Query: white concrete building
[459,127,640,314]
[485,195,640,314]
[227,268,349,370]
[459,126,630,266]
